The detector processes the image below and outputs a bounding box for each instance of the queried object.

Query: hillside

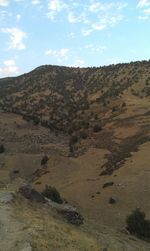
[0,61,150,170]
[0,60,150,250]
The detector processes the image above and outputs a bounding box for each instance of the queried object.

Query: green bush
[42,185,63,204]
[0,144,5,153]
[126,208,150,239]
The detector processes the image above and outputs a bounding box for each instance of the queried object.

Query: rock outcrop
[19,185,46,203]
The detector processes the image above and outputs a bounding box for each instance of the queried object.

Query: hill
[0,60,150,250]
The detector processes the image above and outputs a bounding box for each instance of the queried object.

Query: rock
[103,182,114,188]
[19,185,46,203]
[0,191,15,204]
[60,208,84,226]
[21,243,32,251]
[13,170,19,174]
[109,197,116,204]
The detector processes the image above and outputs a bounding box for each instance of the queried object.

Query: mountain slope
[0,61,150,250]
[0,60,149,167]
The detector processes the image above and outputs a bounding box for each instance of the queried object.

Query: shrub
[42,185,63,204]
[69,135,78,145]
[109,197,116,204]
[0,144,5,153]
[122,102,126,107]
[112,107,116,112]
[82,121,89,129]
[33,116,40,125]
[93,124,102,132]
[126,208,150,239]
[22,115,30,122]
[41,155,49,165]
[80,131,88,139]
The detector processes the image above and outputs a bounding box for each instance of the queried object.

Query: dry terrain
[0,61,150,250]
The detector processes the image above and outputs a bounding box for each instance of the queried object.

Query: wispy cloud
[0,0,9,7]
[72,58,85,67]
[45,48,70,58]
[0,10,12,22]
[32,0,41,4]
[144,7,150,13]
[85,44,107,53]
[81,28,93,36]
[16,14,21,21]
[84,1,126,35]
[67,12,88,24]
[137,0,150,8]
[0,59,19,77]
[47,0,67,20]
[1,27,27,50]
[46,0,127,35]
[137,0,150,19]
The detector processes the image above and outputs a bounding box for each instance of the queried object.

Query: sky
[0,0,150,77]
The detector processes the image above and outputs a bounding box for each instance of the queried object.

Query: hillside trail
[0,158,32,251]
[0,189,32,251]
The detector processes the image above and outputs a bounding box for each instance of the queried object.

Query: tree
[41,155,49,166]
[42,185,63,204]
[93,124,102,132]
[0,144,5,153]
[126,208,150,239]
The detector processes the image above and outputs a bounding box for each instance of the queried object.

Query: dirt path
[0,190,32,251]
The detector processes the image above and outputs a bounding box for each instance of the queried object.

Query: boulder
[60,208,84,226]
[19,185,46,203]
[109,197,116,204]
[0,191,15,204]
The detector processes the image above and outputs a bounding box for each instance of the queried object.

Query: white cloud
[89,1,111,13]
[59,48,69,57]
[67,12,88,24]
[51,0,64,10]
[85,44,106,53]
[32,0,41,4]
[0,0,9,6]
[1,27,27,50]
[81,28,93,36]
[137,0,150,8]
[0,10,12,22]
[46,0,126,35]
[80,1,126,36]
[138,15,149,19]
[91,23,106,31]
[137,1,150,19]
[88,1,127,13]
[45,48,69,58]
[45,49,54,56]
[144,7,150,13]
[47,0,67,20]
[16,14,21,21]
[0,59,19,77]
[81,16,121,36]
[109,57,122,65]
[73,58,85,67]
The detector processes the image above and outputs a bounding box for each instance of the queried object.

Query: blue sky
[0,0,150,77]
